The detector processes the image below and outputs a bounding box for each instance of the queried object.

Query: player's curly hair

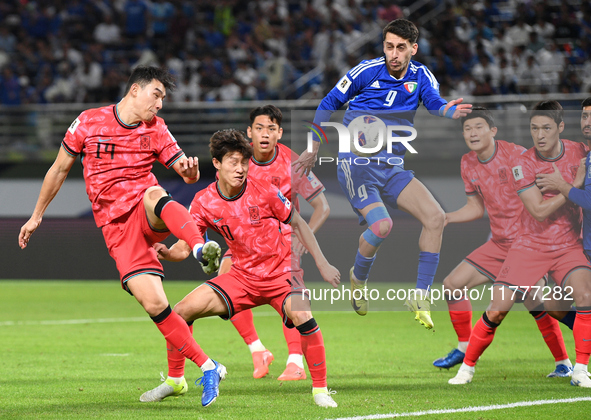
[250,105,283,127]
[461,106,495,129]
[209,129,253,162]
[382,19,419,44]
[123,66,176,95]
[531,100,563,126]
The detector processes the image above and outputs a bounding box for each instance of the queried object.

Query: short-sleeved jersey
[190,178,294,278]
[513,139,587,251]
[461,140,526,248]
[62,105,185,227]
[314,57,447,158]
[249,143,325,212]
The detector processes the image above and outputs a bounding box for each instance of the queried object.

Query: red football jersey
[190,178,294,278]
[62,105,185,227]
[513,139,587,251]
[461,140,526,248]
[248,143,325,212]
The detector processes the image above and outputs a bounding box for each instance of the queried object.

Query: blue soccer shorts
[337,156,414,225]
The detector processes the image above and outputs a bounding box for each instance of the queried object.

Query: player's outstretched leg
[278,324,306,381]
[351,205,390,316]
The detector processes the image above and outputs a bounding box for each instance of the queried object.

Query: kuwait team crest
[404,82,417,93]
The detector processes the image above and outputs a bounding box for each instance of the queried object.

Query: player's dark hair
[123,66,175,95]
[582,97,591,108]
[210,129,253,162]
[250,105,283,127]
[382,19,419,44]
[461,106,495,129]
[530,100,563,125]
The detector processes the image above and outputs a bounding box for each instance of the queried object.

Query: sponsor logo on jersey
[248,206,260,225]
[498,167,508,184]
[272,176,281,189]
[277,190,291,209]
[404,82,417,93]
[371,80,381,88]
[140,135,150,150]
[512,165,524,181]
[68,118,81,134]
[337,75,352,94]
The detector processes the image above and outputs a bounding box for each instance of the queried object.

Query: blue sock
[353,250,375,282]
[559,309,576,330]
[416,251,439,291]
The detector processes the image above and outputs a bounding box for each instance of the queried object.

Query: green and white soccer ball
[348,115,387,157]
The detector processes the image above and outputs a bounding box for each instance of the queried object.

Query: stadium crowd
[0,0,590,105]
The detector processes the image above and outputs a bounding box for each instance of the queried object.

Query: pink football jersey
[461,140,526,248]
[512,139,587,251]
[62,105,185,227]
[190,178,294,278]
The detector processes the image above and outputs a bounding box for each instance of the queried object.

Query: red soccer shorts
[495,245,591,295]
[464,240,511,281]
[102,200,170,293]
[206,268,308,328]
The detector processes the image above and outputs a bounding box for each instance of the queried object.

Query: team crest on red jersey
[249,206,261,225]
[140,135,150,150]
[271,177,281,188]
[498,167,508,184]
[570,165,579,180]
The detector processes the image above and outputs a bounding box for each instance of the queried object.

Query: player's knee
[362,207,392,247]
[424,207,445,232]
[290,310,313,327]
[485,310,507,325]
[143,300,170,318]
[172,301,192,322]
[145,185,167,201]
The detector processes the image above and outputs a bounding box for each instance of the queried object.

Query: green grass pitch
[1,280,589,419]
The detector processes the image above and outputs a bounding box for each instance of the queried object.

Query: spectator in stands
[93,12,121,46]
[506,17,531,47]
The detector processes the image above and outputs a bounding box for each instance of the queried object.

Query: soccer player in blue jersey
[293,19,472,328]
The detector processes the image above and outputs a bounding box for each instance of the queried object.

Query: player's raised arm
[19,147,76,249]
[291,211,340,288]
[445,194,485,225]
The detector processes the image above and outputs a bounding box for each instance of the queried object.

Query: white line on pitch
[0,311,279,327]
[326,397,591,420]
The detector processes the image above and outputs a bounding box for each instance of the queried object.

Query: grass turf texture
[1,280,589,419]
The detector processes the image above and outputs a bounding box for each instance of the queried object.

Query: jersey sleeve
[568,152,591,210]
[513,153,536,194]
[460,155,477,195]
[155,125,185,169]
[268,186,294,224]
[416,65,447,117]
[312,60,375,141]
[61,112,86,156]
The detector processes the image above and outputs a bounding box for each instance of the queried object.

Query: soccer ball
[348,115,387,157]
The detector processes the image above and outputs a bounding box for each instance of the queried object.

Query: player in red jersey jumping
[219,105,330,381]
[433,107,571,377]
[18,66,224,401]
[449,101,591,387]
[141,129,341,407]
